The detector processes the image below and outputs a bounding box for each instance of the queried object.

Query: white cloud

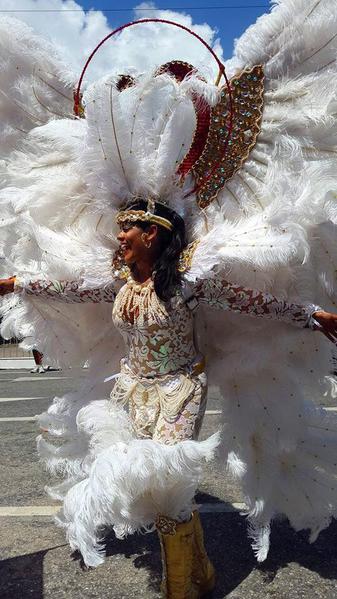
[0,0,224,83]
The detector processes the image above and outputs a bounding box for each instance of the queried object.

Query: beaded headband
[116,210,173,231]
[116,198,174,231]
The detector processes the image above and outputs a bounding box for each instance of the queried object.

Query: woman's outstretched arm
[192,277,337,342]
[0,276,116,303]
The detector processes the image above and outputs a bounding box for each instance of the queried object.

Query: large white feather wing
[185,0,337,561]
[221,0,337,223]
[0,19,127,496]
[0,16,76,155]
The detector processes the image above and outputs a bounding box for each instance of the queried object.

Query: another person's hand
[0,276,16,296]
[313,310,337,343]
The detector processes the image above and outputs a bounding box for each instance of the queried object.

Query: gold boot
[156,515,200,599]
[191,511,215,595]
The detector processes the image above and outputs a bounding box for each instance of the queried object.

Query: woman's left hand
[313,311,337,343]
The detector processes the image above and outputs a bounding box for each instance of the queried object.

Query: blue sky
[0,0,272,79]
[75,1,270,60]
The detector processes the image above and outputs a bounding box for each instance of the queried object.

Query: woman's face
[117,223,157,265]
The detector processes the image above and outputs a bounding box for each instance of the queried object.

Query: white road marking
[0,416,37,422]
[324,406,337,411]
[0,502,247,517]
[0,397,48,402]
[0,359,35,370]
[12,376,70,382]
[0,506,59,516]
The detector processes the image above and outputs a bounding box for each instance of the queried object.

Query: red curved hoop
[73,18,227,116]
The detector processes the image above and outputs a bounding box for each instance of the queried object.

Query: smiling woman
[1,2,337,597]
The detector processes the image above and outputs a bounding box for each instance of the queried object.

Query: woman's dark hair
[124,199,186,301]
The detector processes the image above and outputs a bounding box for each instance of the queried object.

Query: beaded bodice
[112,279,196,377]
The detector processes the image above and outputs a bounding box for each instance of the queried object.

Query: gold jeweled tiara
[116,198,174,231]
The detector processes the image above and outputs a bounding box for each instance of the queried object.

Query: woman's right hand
[0,277,16,296]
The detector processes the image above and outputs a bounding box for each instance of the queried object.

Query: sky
[0,1,272,81]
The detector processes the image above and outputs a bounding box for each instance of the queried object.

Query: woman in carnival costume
[2,2,337,597]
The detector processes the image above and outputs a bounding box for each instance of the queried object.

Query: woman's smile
[117,227,139,263]
[119,241,130,254]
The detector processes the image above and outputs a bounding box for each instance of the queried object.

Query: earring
[141,233,152,249]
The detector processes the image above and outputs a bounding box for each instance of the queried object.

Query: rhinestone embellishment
[193,65,265,208]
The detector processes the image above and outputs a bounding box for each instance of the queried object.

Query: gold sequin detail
[155,514,177,535]
[178,240,200,273]
[193,65,265,208]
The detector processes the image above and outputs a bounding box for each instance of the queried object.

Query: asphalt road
[1,368,337,599]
